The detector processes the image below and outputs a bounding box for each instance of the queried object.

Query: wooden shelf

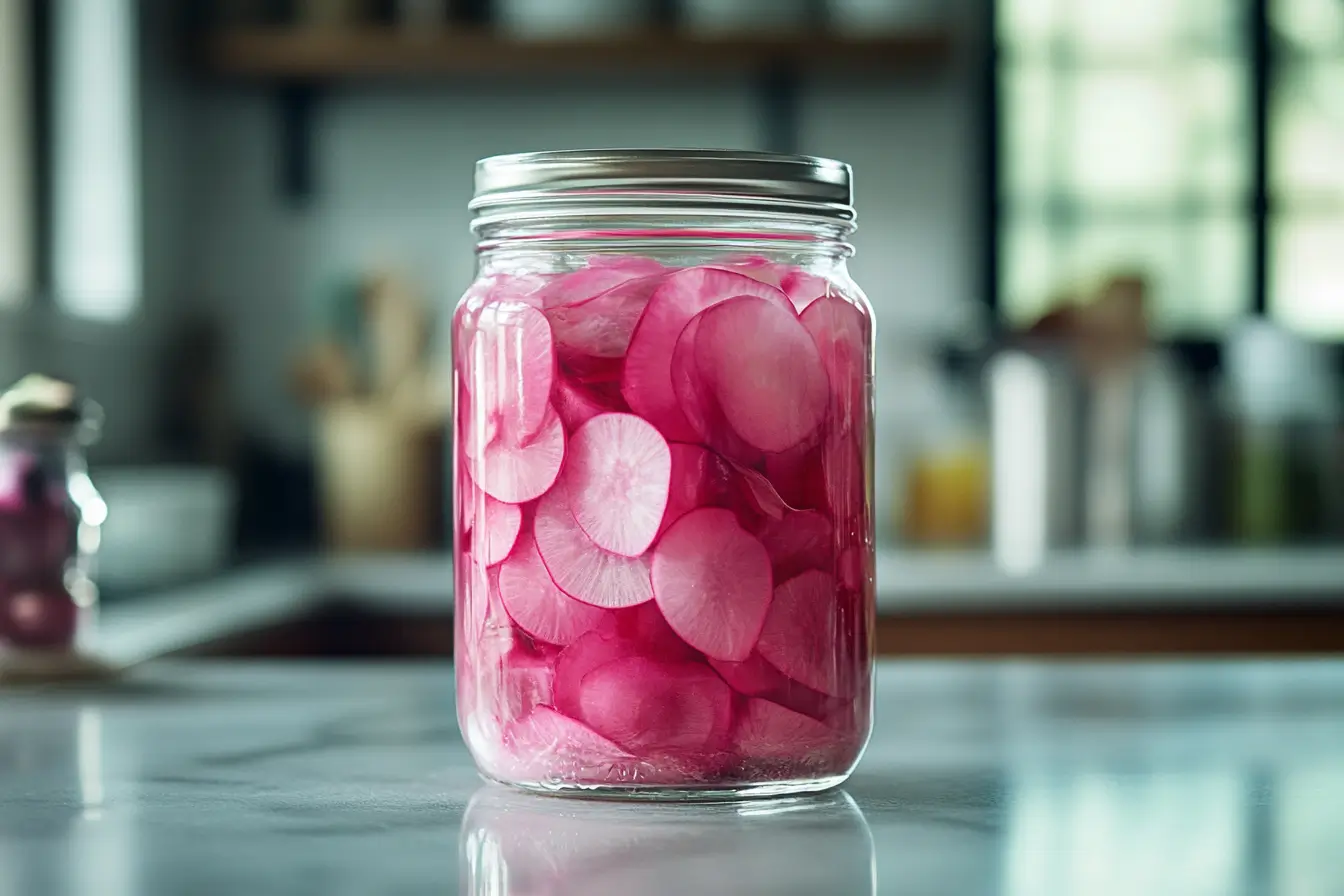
[203,27,951,80]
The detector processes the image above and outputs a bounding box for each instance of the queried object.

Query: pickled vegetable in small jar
[453,150,875,799]
[0,375,106,676]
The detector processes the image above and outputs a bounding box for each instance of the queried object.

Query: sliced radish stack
[539,257,664,309]
[670,316,763,465]
[709,651,838,720]
[651,508,772,662]
[477,497,523,566]
[756,570,854,699]
[553,376,612,431]
[546,275,661,359]
[756,509,833,582]
[553,627,639,720]
[534,490,654,609]
[466,406,567,505]
[693,296,831,453]
[465,302,555,442]
[496,706,638,783]
[800,295,868,425]
[498,535,608,646]
[577,656,733,754]
[733,698,840,762]
[622,267,788,442]
[562,413,671,557]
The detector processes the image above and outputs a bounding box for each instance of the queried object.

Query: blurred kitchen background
[0,0,1341,656]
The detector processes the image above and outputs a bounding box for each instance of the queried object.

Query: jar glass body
[0,433,102,661]
[453,207,874,798]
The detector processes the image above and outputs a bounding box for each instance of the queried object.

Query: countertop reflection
[1,661,1343,895]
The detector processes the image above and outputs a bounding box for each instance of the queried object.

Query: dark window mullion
[1250,0,1270,316]
[27,0,51,301]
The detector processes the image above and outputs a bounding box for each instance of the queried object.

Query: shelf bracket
[758,64,801,155]
[277,83,319,206]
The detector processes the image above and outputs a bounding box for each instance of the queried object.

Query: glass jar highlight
[453,150,875,798]
[0,376,105,672]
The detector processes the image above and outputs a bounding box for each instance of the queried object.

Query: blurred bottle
[1219,321,1343,544]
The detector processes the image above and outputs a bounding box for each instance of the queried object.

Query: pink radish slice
[756,569,854,698]
[502,646,557,722]
[693,296,830,453]
[466,406,566,505]
[764,442,825,511]
[709,651,838,720]
[496,706,637,783]
[562,413,671,557]
[478,497,523,566]
[780,270,833,314]
[800,296,868,429]
[533,489,654,609]
[578,656,733,754]
[498,535,608,646]
[838,545,865,592]
[539,258,664,309]
[729,460,799,521]
[622,267,789,442]
[605,602,700,662]
[734,698,840,762]
[553,627,639,720]
[660,442,718,534]
[546,275,660,359]
[823,427,866,539]
[650,507,772,662]
[465,302,555,442]
[716,257,787,288]
[669,317,763,465]
[553,376,612,431]
[757,509,834,582]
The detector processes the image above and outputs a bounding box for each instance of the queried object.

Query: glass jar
[453,150,875,799]
[0,376,106,676]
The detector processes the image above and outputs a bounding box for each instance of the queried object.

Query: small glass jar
[0,376,106,676]
[453,150,874,799]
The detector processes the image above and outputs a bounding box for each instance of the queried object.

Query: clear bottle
[0,376,106,677]
[453,150,875,799]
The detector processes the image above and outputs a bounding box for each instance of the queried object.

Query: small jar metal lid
[470,149,855,232]
[0,375,102,442]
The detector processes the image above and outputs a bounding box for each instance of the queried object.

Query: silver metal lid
[470,149,855,230]
[0,375,102,442]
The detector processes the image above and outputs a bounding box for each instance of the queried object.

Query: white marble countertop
[2,659,1343,894]
[96,548,1344,666]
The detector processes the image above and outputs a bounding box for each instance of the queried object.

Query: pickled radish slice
[651,508,772,662]
[780,270,833,314]
[553,377,611,431]
[757,510,833,581]
[478,497,523,566]
[660,443,723,534]
[730,461,797,520]
[606,602,700,663]
[547,276,660,359]
[734,698,839,762]
[503,647,556,721]
[801,296,867,423]
[498,707,637,782]
[553,627,636,720]
[578,656,733,754]
[534,490,654,609]
[539,257,664,309]
[623,267,788,442]
[467,406,566,505]
[670,317,763,464]
[694,296,830,452]
[562,413,671,557]
[757,570,854,698]
[465,302,554,442]
[709,651,837,720]
[498,536,607,646]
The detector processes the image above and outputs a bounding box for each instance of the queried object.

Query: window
[997,0,1252,335]
[1270,0,1344,336]
[0,0,31,307]
[51,0,140,320]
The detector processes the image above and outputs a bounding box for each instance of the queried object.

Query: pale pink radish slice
[533,489,654,609]
[728,460,799,520]
[502,646,556,722]
[553,376,611,431]
[764,441,825,511]
[660,442,720,534]
[496,706,637,783]
[539,257,664,309]
[605,602,700,662]
[562,413,671,557]
[734,698,839,762]
[622,267,788,442]
[693,296,830,452]
[709,651,838,720]
[757,509,833,581]
[669,316,764,465]
[780,270,833,314]
[546,275,660,359]
[578,656,733,754]
[715,256,787,288]
[466,406,566,505]
[756,569,854,698]
[478,497,523,566]
[800,296,868,429]
[651,508,772,662]
[465,301,555,443]
[498,535,608,646]
[553,627,638,720]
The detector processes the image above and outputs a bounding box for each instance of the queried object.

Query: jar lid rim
[471,149,854,218]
